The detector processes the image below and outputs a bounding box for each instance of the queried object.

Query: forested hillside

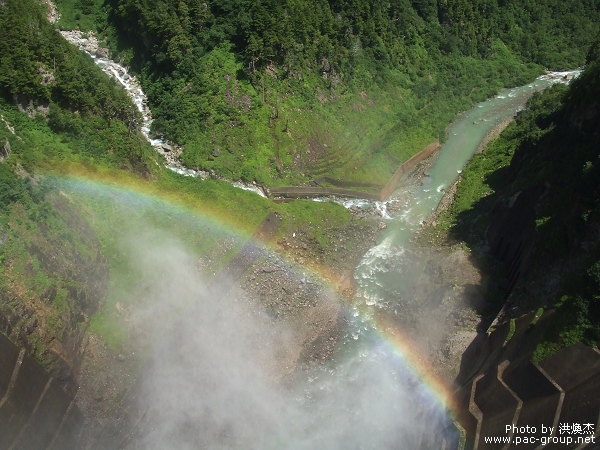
[50,0,600,186]
[0,0,369,370]
[0,0,158,174]
[0,0,159,370]
[433,36,600,358]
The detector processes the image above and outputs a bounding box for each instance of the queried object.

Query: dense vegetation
[0,0,159,175]
[52,0,600,186]
[0,0,368,367]
[432,38,600,358]
[2,0,599,368]
[0,95,366,364]
[0,0,159,367]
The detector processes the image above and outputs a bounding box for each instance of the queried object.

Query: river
[325,70,581,447]
[252,72,582,450]
[354,70,579,320]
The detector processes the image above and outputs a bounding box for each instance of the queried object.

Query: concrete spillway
[0,333,84,450]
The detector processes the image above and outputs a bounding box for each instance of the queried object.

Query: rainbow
[48,168,456,428]
[370,312,457,413]
[46,162,271,237]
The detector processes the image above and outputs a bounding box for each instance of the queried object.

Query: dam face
[0,332,84,450]
[454,313,600,450]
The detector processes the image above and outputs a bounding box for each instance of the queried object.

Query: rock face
[0,332,85,450]
[0,138,10,162]
[42,0,60,24]
[13,95,50,118]
[486,185,547,296]
[58,30,106,59]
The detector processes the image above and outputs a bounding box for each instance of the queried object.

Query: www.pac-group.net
[484,423,597,446]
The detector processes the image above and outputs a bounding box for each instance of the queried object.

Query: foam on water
[375,201,391,219]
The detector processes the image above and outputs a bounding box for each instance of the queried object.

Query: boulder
[95,47,109,58]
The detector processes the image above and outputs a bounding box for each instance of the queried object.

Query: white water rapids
[354,69,582,314]
[58,30,267,198]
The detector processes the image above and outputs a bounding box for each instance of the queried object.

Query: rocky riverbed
[74,207,380,442]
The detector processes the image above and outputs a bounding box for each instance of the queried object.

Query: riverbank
[423,113,518,229]
[407,76,580,381]
[411,114,526,381]
[350,72,582,386]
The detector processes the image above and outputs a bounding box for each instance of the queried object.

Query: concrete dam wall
[267,185,382,200]
[0,332,84,450]
[379,140,441,201]
[454,311,600,449]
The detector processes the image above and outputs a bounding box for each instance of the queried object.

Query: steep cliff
[0,166,109,375]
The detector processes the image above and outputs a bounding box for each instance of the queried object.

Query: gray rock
[95,47,109,58]
[0,138,10,162]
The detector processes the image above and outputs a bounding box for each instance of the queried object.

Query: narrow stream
[59,30,268,198]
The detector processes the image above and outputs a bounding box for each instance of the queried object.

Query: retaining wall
[267,185,382,200]
[379,140,441,201]
[267,140,441,202]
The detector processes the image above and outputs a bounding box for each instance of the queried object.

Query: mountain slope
[52,0,600,186]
